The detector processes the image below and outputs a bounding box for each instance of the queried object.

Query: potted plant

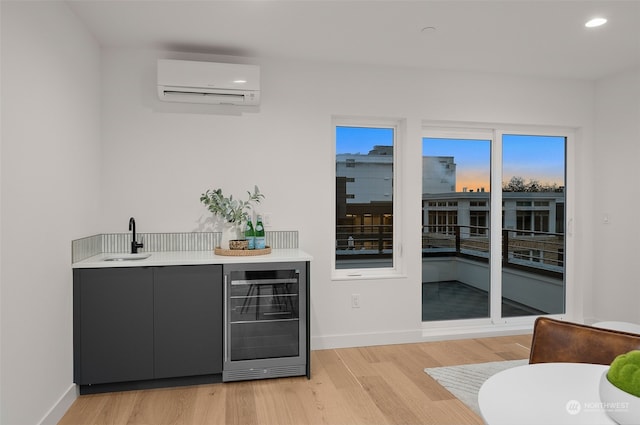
[200,186,264,249]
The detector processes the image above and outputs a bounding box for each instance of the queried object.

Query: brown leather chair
[529,317,640,365]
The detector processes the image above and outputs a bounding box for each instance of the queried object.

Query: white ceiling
[67,0,640,80]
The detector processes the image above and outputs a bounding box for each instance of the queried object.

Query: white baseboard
[421,323,533,341]
[312,328,423,350]
[38,384,77,425]
[311,322,537,350]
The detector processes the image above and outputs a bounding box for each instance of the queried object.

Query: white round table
[478,363,616,425]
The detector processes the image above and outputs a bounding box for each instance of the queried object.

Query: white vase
[599,370,640,425]
[220,222,242,249]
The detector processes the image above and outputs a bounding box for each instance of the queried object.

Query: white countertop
[73,249,313,268]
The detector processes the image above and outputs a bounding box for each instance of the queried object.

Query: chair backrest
[529,317,640,365]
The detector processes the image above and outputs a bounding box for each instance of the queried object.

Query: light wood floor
[58,334,531,425]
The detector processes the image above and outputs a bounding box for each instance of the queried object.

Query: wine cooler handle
[223,274,228,364]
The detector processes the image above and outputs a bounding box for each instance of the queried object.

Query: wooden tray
[214,246,272,256]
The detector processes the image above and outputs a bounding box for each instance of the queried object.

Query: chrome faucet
[128,217,144,254]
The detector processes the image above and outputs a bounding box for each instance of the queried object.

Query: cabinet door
[153,265,223,378]
[75,267,154,385]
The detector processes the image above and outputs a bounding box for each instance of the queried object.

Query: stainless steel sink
[103,253,151,261]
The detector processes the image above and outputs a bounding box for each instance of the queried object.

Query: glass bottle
[254,215,266,249]
[244,217,255,249]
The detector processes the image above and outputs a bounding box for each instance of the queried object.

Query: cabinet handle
[223,274,228,364]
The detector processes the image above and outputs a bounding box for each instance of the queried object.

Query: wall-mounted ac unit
[157,59,260,106]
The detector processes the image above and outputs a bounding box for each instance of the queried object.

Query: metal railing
[335,224,564,277]
[336,224,393,256]
[421,224,564,276]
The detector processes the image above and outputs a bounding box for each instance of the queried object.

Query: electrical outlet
[351,294,360,308]
[263,213,272,227]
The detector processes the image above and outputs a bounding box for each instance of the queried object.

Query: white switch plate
[263,213,272,227]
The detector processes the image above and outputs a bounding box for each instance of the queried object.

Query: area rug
[424,359,528,415]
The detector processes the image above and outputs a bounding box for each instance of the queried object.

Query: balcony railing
[336,224,393,256]
[421,224,564,277]
[336,224,564,277]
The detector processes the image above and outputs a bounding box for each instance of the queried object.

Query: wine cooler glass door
[227,268,300,362]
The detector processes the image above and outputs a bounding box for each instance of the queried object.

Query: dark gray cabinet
[73,267,154,385]
[73,265,222,391]
[153,265,222,378]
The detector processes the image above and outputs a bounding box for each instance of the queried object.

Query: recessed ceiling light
[233,79,247,84]
[585,17,607,28]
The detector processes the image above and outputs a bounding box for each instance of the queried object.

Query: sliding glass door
[501,134,566,317]
[422,128,566,323]
[422,134,492,321]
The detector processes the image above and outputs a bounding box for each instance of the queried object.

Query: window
[470,211,488,236]
[334,118,402,277]
[427,209,458,234]
[516,210,533,233]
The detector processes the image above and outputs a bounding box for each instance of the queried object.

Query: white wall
[0,2,102,424]
[591,69,640,324]
[100,48,596,348]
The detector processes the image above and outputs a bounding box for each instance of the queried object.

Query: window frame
[332,116,405,280]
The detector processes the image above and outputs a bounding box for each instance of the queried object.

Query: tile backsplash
[72,231,299,263]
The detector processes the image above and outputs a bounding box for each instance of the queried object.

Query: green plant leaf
[200,186,265,223]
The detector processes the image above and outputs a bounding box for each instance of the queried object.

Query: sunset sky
[423,135,565,192]
[335,126,565,193]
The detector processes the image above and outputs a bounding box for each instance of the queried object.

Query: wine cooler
[222,261,309,382]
